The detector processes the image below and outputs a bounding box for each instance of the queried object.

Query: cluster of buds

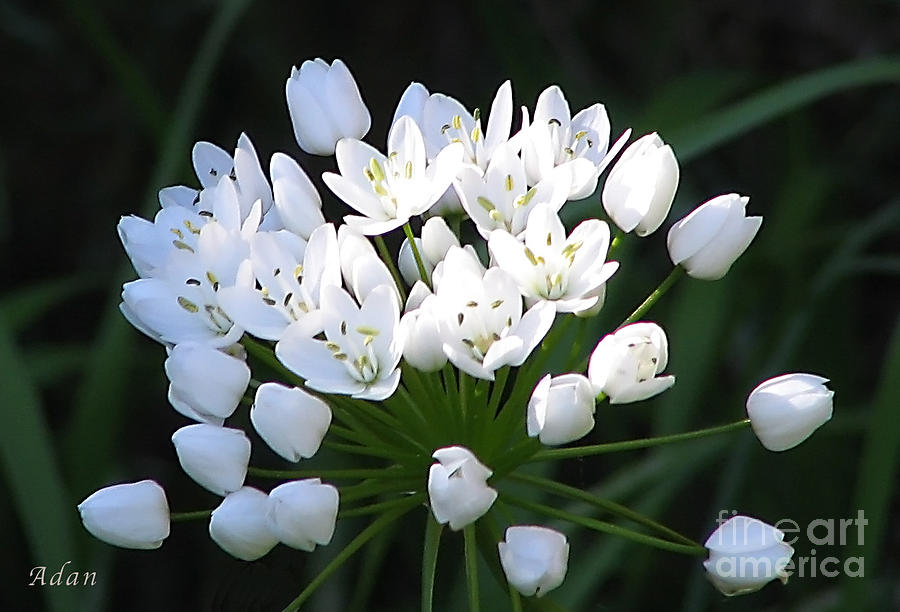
[82,56,835,606]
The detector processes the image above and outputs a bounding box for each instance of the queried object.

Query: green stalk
[248,467,419,480]
[339,478,423,504]
[618,266,685,328]
[507,471,698,547]
[422,514,444,612]
[281,498,420,612]
[374,235,408,303]
[607,229,626,260]
[503,493,707,557]
[464,524,481,612]
[169,510,212,522]
[241,335,304,386]
[339,492,425,519]
[403,222,433,290]
[529,419,751,462]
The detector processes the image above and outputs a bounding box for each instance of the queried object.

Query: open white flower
[667,193,762,280]
[704,515,794,596]
[323,116,464,235]
[427,446,497,530]
[588,322,675,403]
[276,284,403,400]
[251,383,332,462]
[171,424,251,496]
[286,58,371,156]
[488,203,618,313]
[267,479,339,551]
[209,487,278,561]
[499,526,569,597]
[519,85,630,199]
[527,374,596,445]
[78,480,170,550]
[602,132,679,236]
[746,373,834,451]
[433,247,556,380]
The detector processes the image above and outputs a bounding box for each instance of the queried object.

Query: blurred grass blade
[0,275,101,333]
[0,319,79,612]
[841,314,900,609]
[66,0,254,496]
[671,57,900,161]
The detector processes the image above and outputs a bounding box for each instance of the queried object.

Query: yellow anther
[524,247,539,266]
[505,175,514,191]
[356,326,380,336]
[369,158,386,182]
[515,187,537,208]
[477,196,496,212]
[177,296,199,313]
[173,240,195,252]
[405,160,413,179]
[452,115,462,130]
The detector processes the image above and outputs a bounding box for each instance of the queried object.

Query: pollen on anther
[457,313,465,325]
[177,296,199,313]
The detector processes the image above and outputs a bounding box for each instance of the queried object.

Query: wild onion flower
[85,55,834,610]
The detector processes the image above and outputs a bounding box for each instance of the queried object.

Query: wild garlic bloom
[746,373,834,451]
[164,342,251,424]
[171,424,251,496]
[667,193,763,280]
[251,383,332,462]
[398,216,460,285]
[704,515,794,596]
[267,479,339,552]
[209,487,278,561]
[432,247,555,380]
[270,151,326,240]
[398,290,447,372]
[78,481,170,550]
[588,322,675,403]
[602,132,679,236]
[286,58,371,156]
[427,446,497,530]
[519,85,630,199]
[527,374,596,445]
[276,284,403,400]
[394,80,513,170]
[454,144,569,239]
[488,203,618,313]
[499,526,570,597]
[323,116,464,235]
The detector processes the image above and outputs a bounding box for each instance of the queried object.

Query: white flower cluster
[80,56,833,602]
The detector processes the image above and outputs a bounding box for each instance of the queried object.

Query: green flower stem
[607,229,626,260]
[563,317,590,371]
[241,335,304,387]
[502,493,707,557]
[281,497,420,612]
[327,401,409,454]
[339,492,425,519]
[487,367,510,416]
[403,365,454,441]
[492,437,542,477]
[374,235,408,303]
[619,266,685,328]
[322,440,421,462]
[403,222,433,290]
[422,514,443,612]
[463,524,481,612]
[459,371,470,430]
[507,471,699,547]
[529,419,751,462]
[390,384,433,444]
[333,395,430,455]
[339,478,423,504]
[442,364,464,439]
[247,466,419,480]
[169,510,212,522]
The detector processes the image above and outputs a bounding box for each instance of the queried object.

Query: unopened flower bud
[427,446,497,530]
[267,479,339,551]
[171,424,251,495]
[78,480,169,550]
[527,374,596,445]
[251,383,332,462]
[588,322,675,403]
[209,487,278,561]
[499,526,569,597]
[746,373,834,451]
[165,343,251,424]
[703,515,794,596]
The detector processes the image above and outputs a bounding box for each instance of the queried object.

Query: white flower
[746,373,834,451]
[398,217,460,285]
[454,143,569,239]
[527,374,596,445]
[286,58,370,155]
[519,85,630,199]
[427,446,497,530]
[171,424,251,495]
[602,133,679,236]
[336,226,398,303]
[78,480,170,550]
[399,292,447,372]
[270,152,326,240]
[488,203,619,313]
[667,193,763,280]
[267,479,339,551]
[704,515,794,596]
[323,116,464,235]
[209,487,278,561]
[433,247,556,380]
[251,383,332,462]
[165,342,251,424]
[498,526,569,597]
[276,284,403,400]
[588,322,675,403]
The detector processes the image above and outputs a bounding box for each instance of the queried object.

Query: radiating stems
[422,514,443,612]
[169,510,211,522]
[619,266,685,328]
[403,222,433,290]
[247,466,419,480]
[507,471,698,547]
[339,478,422,504]
[281,498,420,612]
[503,493,707,557]
[241,335,304,386]
[530,419,752,462]
[339,492,425,519]
[463,524,481,612]
[374,235,409,303]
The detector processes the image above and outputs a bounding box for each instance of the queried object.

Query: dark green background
[3,0,899,610]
